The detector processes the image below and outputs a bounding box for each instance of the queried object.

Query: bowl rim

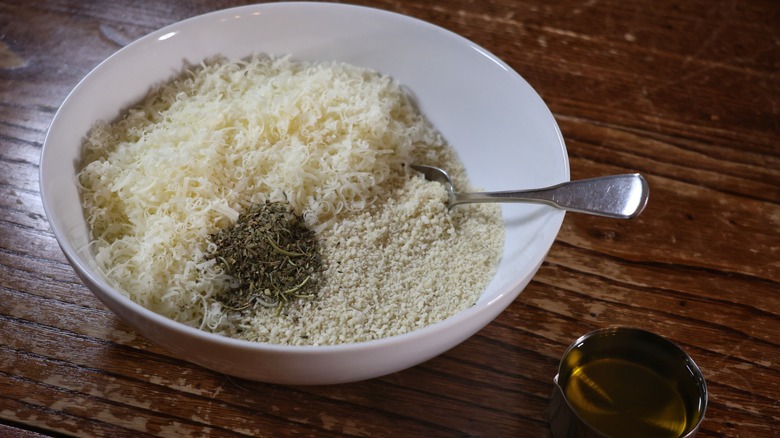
[40,1,568,354]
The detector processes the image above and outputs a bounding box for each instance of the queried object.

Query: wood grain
[1,0,778,436]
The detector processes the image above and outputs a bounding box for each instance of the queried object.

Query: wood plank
[0,0,778,436]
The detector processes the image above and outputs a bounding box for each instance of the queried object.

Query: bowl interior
[41,3,568,352]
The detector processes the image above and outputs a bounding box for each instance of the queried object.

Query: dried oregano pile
[209,202,323,314]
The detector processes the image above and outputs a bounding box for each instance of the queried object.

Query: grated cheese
[77,55,504,344]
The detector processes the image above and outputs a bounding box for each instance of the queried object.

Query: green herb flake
[209,201,323,314]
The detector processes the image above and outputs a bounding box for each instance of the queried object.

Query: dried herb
[209,201,322,315]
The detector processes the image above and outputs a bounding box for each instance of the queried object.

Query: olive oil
[564,357,689,437]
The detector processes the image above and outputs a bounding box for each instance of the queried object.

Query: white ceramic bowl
[40,2,568,384]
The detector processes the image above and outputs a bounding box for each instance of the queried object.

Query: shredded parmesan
[77,55,503,344]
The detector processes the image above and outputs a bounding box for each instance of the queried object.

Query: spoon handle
[453,174,649,219]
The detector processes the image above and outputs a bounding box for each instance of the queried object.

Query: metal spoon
[410,164,649,219]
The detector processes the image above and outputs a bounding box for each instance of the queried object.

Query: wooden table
[1,0,778,436]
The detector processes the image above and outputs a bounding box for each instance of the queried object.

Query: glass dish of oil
[549,327,707,438]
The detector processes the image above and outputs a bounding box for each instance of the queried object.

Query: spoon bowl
[411,164,649,219]
[39,2,573,384]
